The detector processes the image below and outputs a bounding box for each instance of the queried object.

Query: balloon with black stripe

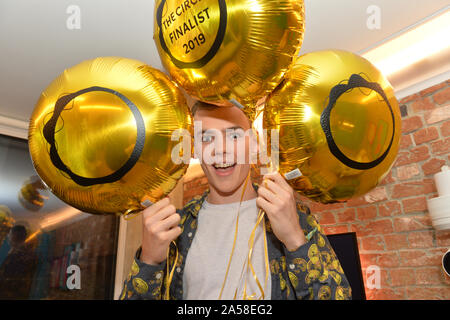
[263,50,401,203]
[29,57,193,215]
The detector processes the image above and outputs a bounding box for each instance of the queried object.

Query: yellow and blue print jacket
[120,185,352,300]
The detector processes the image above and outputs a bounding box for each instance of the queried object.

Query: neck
[206,177,257,205]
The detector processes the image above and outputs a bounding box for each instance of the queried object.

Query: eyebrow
[201,126,244,134]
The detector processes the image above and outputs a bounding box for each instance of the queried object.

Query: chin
[202,163,249,195]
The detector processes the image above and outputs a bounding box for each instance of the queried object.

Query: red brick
[352,219,394,236]
[361,235,385,251]
[413,127,439,145]
[359,253,380,268]
[422,158,446,176]
[345,196,369,207]
[308,202,331,213]
[399,248,445,267]
[357,206,378,221]
[402,196,427,213]
[419,82,447,97]
[378,201,402,217]
[440,120,450,137]
[415,267,444,285]
[183,182,208,202]
[396,163,420,181]
[408,230,434,248]
[384,233,408,250]
[378,252,400,268]
[394,145,430,166]
[406,287,450,300]
[433,86,450,105]
[399,135,413,150]
[317,211,336,225]
[425,105,450,124]
[310,201,346,213]
[431,137,450,155]
[399,93,420,104]
[325,202,347,211]
[436,230,450,247]
[366,288,406,300]
[391,179,435,198]
[323,225,349,235]
[336,208,356,223]
[363,187,388,203]
[411,97,435,112]
[401,116,423,133]
[393,215,432,232]
[379,170,396,185]
[390,268,416,286]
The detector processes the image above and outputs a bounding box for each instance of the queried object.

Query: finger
[256,196,276,216]
[264,172,292,193]
[257,186,279,204]
[262,179,287,198]
[163,226,182,242]
[146,203,176,225]
[142,197,170,218]
[156,213,181,232]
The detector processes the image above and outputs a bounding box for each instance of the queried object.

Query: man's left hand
[256,172,307,252]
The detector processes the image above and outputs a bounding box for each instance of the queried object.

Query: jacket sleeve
[119,247,166,300]
[283,204,352,300]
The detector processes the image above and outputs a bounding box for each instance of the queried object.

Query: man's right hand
[140,197,182,266]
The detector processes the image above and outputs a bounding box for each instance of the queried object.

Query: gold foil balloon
[153,0,305,119]
[29,57,193,215]
[0,205,15,245]
[18,176,48,212]
[263,50,401,203]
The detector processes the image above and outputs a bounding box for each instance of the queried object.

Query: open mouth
[212,162,236,176]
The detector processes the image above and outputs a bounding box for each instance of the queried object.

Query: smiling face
[193,103,255,200]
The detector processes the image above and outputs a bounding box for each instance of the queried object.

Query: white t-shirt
[183,198,271,300]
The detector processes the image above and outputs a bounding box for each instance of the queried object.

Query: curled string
[218,172,251,300]
[228,109,272,300]
[165,240,178,300]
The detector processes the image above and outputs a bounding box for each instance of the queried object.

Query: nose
[211,134,235,164]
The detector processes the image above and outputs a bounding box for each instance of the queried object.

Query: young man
[120,101,351,300]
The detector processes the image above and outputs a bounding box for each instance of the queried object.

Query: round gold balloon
[0,205,15,245]
[263,50,401,203]
[153,0,305,119]
[29,57,193,215]
[18,176,48,212]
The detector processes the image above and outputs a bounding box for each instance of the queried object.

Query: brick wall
[183,175,209,205]
[182,80,450,300]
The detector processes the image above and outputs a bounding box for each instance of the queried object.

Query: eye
[201,134,214,143]
[227,130,243,140]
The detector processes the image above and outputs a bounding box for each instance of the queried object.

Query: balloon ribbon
[234,207,269,300]
[164,240,178,300]
[218,171,251,299]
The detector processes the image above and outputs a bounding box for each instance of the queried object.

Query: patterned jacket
[120,184,352,300]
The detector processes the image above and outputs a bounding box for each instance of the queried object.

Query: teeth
[214,163,234,169]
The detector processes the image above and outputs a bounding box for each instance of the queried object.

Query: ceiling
[0,0,449,124]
